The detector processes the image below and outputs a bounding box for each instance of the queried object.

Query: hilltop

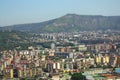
[1,14,120,33]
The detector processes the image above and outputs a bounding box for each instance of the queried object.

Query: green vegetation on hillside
[1,14,120,33]
[0,31,34,51]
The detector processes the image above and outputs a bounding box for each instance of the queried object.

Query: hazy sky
[0,0,120,26]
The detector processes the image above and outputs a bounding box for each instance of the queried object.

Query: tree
[71,73,86,80]
[20,78,27,80]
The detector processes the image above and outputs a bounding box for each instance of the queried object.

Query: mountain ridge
[1,14,120,33]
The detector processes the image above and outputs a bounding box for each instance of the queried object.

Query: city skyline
[0,0,120,26]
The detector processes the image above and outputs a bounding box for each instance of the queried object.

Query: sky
[0,0,120,26]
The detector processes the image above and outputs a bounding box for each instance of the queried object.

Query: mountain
[1,14,120,33]
[0,27,2,30]
[0,31,34,50]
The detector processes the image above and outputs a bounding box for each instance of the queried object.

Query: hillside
[0,31,33,50]
[1,14,120,33]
